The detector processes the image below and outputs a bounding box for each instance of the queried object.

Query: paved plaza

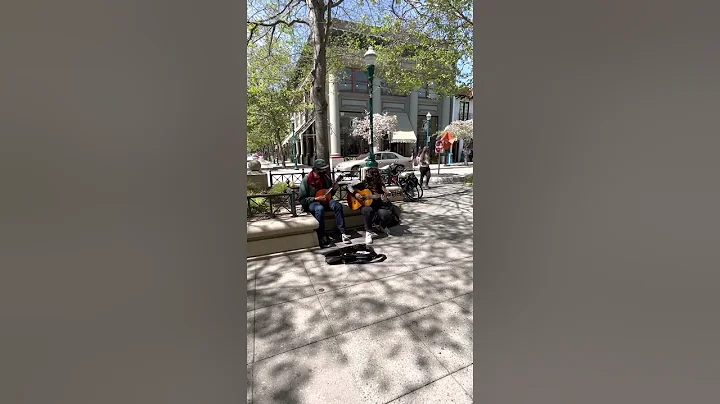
[247,183,474,403]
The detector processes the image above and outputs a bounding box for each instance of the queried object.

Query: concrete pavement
[247,183,473,403]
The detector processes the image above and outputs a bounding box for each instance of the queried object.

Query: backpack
[383,202,402,227]
[323,244,387,265]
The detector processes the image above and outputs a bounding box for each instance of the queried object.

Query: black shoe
[319,236,332,249]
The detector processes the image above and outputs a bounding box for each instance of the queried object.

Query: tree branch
[260,0,304,26]
[247,19,309,45]
[268,25,277,57]
[249,19,309,29]
[324,2,332,44]
[449,8,473,27]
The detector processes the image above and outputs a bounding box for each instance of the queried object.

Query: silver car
[335,151,413,174]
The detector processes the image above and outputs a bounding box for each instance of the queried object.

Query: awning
[282,117,315,146]
[390,113,417,144]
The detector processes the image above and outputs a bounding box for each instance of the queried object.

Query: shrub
[247,183,266,195]
[268,182,289,194]
[464,174,473,185]
[247,181,292,216]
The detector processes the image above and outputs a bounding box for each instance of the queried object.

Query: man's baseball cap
[313,159,329,170]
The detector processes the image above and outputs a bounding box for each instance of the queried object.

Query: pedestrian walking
[418,146,431,189]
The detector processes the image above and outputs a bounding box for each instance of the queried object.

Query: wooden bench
[246,185,404,258]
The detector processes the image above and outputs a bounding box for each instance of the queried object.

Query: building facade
[288,72,456,169]
[284,20,467,169]
[448,90,474,162]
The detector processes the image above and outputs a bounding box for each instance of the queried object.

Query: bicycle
[386,163,422,202]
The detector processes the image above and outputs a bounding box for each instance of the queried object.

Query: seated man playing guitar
[298,159,351,248]
[347,167,399,245]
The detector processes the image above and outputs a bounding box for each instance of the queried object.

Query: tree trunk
[273,131,287,169]
[307,0,329,162]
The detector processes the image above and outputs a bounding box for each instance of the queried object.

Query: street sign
[435,140,443,153]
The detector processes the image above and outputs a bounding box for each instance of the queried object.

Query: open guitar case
[322,244,387,265]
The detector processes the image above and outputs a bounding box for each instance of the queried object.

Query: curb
[428,173,472,185]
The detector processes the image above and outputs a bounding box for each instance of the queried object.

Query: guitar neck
[319,177,344,197]
[355,193,383,199]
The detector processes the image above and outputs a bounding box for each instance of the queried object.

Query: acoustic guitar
[314,175,345,203]
[347,188,386,211]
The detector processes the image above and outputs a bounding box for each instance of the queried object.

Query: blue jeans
[309,199,346,235]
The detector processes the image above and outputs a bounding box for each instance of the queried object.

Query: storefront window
[338,68,353,92]
[459,101,471,120]
[354,70,368,93]
[416,115,439,152]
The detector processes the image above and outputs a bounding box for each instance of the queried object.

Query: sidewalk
[247,183,473,404]
[412,165,473,185]
[261,161,474,184]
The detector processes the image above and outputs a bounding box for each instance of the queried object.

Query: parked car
[335,151,413,174]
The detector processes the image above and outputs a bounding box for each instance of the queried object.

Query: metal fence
[248,167,400,221]
[267,168,363,187]
[247,170,416,220]
[247,191,297,220]
[266,168,389,187]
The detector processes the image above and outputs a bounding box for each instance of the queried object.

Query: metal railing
[267,168,361,187]
[248,169,409,221]
[247,191,297,220]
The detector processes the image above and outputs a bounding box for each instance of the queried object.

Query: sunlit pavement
[247,183,473,404]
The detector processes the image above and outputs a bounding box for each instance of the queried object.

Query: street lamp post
[425,112,431,148]
[364,46,378,168]
[291,121,298,170]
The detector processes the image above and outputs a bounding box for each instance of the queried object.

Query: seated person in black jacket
[347,167,399,245]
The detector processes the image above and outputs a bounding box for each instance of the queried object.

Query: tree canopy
[443,119,473,141]
[247,36,306,163]
[247,0,473,160]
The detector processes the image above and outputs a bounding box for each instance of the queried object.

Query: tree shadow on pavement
[247,186,474,403]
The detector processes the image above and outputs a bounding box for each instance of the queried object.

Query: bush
[464,174,473,185]
[268,182,289,194]
[247,183,266,195]
[247,181,292,217]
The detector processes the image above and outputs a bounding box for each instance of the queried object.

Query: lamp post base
[365,148,378,168]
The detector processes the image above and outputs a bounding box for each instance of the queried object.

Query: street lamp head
[364,46,377,67]
[426,112,431,120]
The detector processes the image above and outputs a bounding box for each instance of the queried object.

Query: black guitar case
[322,244,387,265]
